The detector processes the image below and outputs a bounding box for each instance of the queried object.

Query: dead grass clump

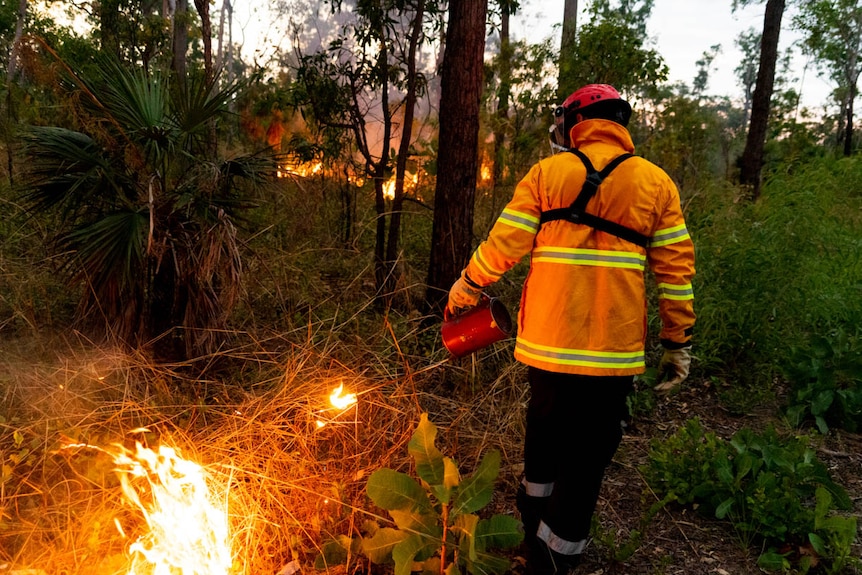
[0,332,527,575]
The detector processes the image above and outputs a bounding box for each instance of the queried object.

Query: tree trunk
[172,0,189,86]
[193,0,213,83]
[371,21,393,299]
[492,1,511,191]
[558,0,578,98]
[5,0,27,186]
[738,0,784,200]
[100,0,121,58]
[384,0,427,300]
[844,86,854,156]
[425,0,488,313]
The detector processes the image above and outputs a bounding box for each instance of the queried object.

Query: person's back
[446,84,695,575]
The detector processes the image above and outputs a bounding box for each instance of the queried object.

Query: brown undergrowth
[0,330,859,575]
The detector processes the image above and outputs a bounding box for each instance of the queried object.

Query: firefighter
[446,84,695,574]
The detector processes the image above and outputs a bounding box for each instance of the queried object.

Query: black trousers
[523,367,634,547]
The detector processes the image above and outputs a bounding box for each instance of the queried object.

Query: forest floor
[496,377,862,575]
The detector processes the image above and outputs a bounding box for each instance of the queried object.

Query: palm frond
[64,210,149,296]
[20,126,135,215]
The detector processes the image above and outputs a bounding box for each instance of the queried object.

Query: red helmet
[561,84,624,113]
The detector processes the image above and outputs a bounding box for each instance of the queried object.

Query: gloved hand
[654,346,692,394]
[446,271,483,315]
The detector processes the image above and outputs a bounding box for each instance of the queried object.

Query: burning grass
[0,331,528,575]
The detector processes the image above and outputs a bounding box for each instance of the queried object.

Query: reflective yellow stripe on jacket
[532,247,646,270]
[515,338,646,370]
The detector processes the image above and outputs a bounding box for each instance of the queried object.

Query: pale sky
[513,0,836,112]
[229,0,837,114]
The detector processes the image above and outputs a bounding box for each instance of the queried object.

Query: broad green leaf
[420,556,441,575]
[454,513,479,561]
[362,527,406,564]
[409,413,446,486]
[452,450,500,516]
[392,534,429,575]
[756,550,790,571]
[389,508,439,534]
[444,457,461,488]
[469,552,511,575]
[433,457,460,505]
[314,537,351,569]
[715,497,734,520]
[368,468,434,512]
[444,561,462,575]
[808,532,826,555]
[476,515,523,549]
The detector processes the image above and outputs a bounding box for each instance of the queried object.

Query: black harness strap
[539,149,650,248]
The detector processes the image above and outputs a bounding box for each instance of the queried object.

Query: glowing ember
[113,442,232,575]
[316,383,358,428]
[329,383,357,410]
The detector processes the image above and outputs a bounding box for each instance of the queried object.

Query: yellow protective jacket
[465,119,695,376]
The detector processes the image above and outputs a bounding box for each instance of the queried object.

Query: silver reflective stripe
[537,521,587,555]
[532,247,646,270]
[650,223,690,247]
[522,477,554,497]
[498,208,540,234]
[658,282,694,301]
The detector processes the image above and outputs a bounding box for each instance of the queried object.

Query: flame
[382,178,396,200]
[316,383,358,428]
[480,155,493,185]
[329,383,357,410]
[278,160,324,178]
[113,442,232,575]
[381,171,422,200]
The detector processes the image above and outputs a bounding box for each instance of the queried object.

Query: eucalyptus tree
[794,0,862,156]
[19,58,274,360]
[735,0,786,200]
[558,0,667,98]
[558,0,578,98]
[425,0,489,312]
[735,28,761,122]
[291,0,439,303]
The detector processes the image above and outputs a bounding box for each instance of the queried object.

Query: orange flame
[329,383,357,410]
[113,442,232,575]
[316,382,358,428]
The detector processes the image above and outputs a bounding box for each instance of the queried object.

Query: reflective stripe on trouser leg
[537,521,587,555]
[525,368,634,545]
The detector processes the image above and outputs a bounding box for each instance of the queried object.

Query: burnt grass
[492,377,862,575]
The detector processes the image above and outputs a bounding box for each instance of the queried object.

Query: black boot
[525,537,581,575]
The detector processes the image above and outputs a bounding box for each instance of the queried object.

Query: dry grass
[0,327,528,575]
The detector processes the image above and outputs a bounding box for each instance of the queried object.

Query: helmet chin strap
[548,123,570,153]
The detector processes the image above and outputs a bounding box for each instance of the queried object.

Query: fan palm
[21,57,275,359]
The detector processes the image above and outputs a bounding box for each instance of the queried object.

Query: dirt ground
[499,379,862,575]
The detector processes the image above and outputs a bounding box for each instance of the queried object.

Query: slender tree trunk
[5,0,27,186]
[845,86,855,156]
[425,0,488,313]
[492,2,511,191]
[738,0,784,200]
[384,0,427,300]
[100,0,121,58]
[372,23,393,299]
[172,0,189,86]
[193,0,213,82]
[558,0,578,97]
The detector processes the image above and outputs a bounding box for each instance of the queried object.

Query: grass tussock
[0,328,528,575]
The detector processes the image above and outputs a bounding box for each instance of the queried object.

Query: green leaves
[327,413,521,575]
[644,418,854,571]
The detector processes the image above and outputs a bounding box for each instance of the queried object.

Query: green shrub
[643,418,855,571]
[317,413,522,575]
[784,328,862,433]
[689,156,862,409]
